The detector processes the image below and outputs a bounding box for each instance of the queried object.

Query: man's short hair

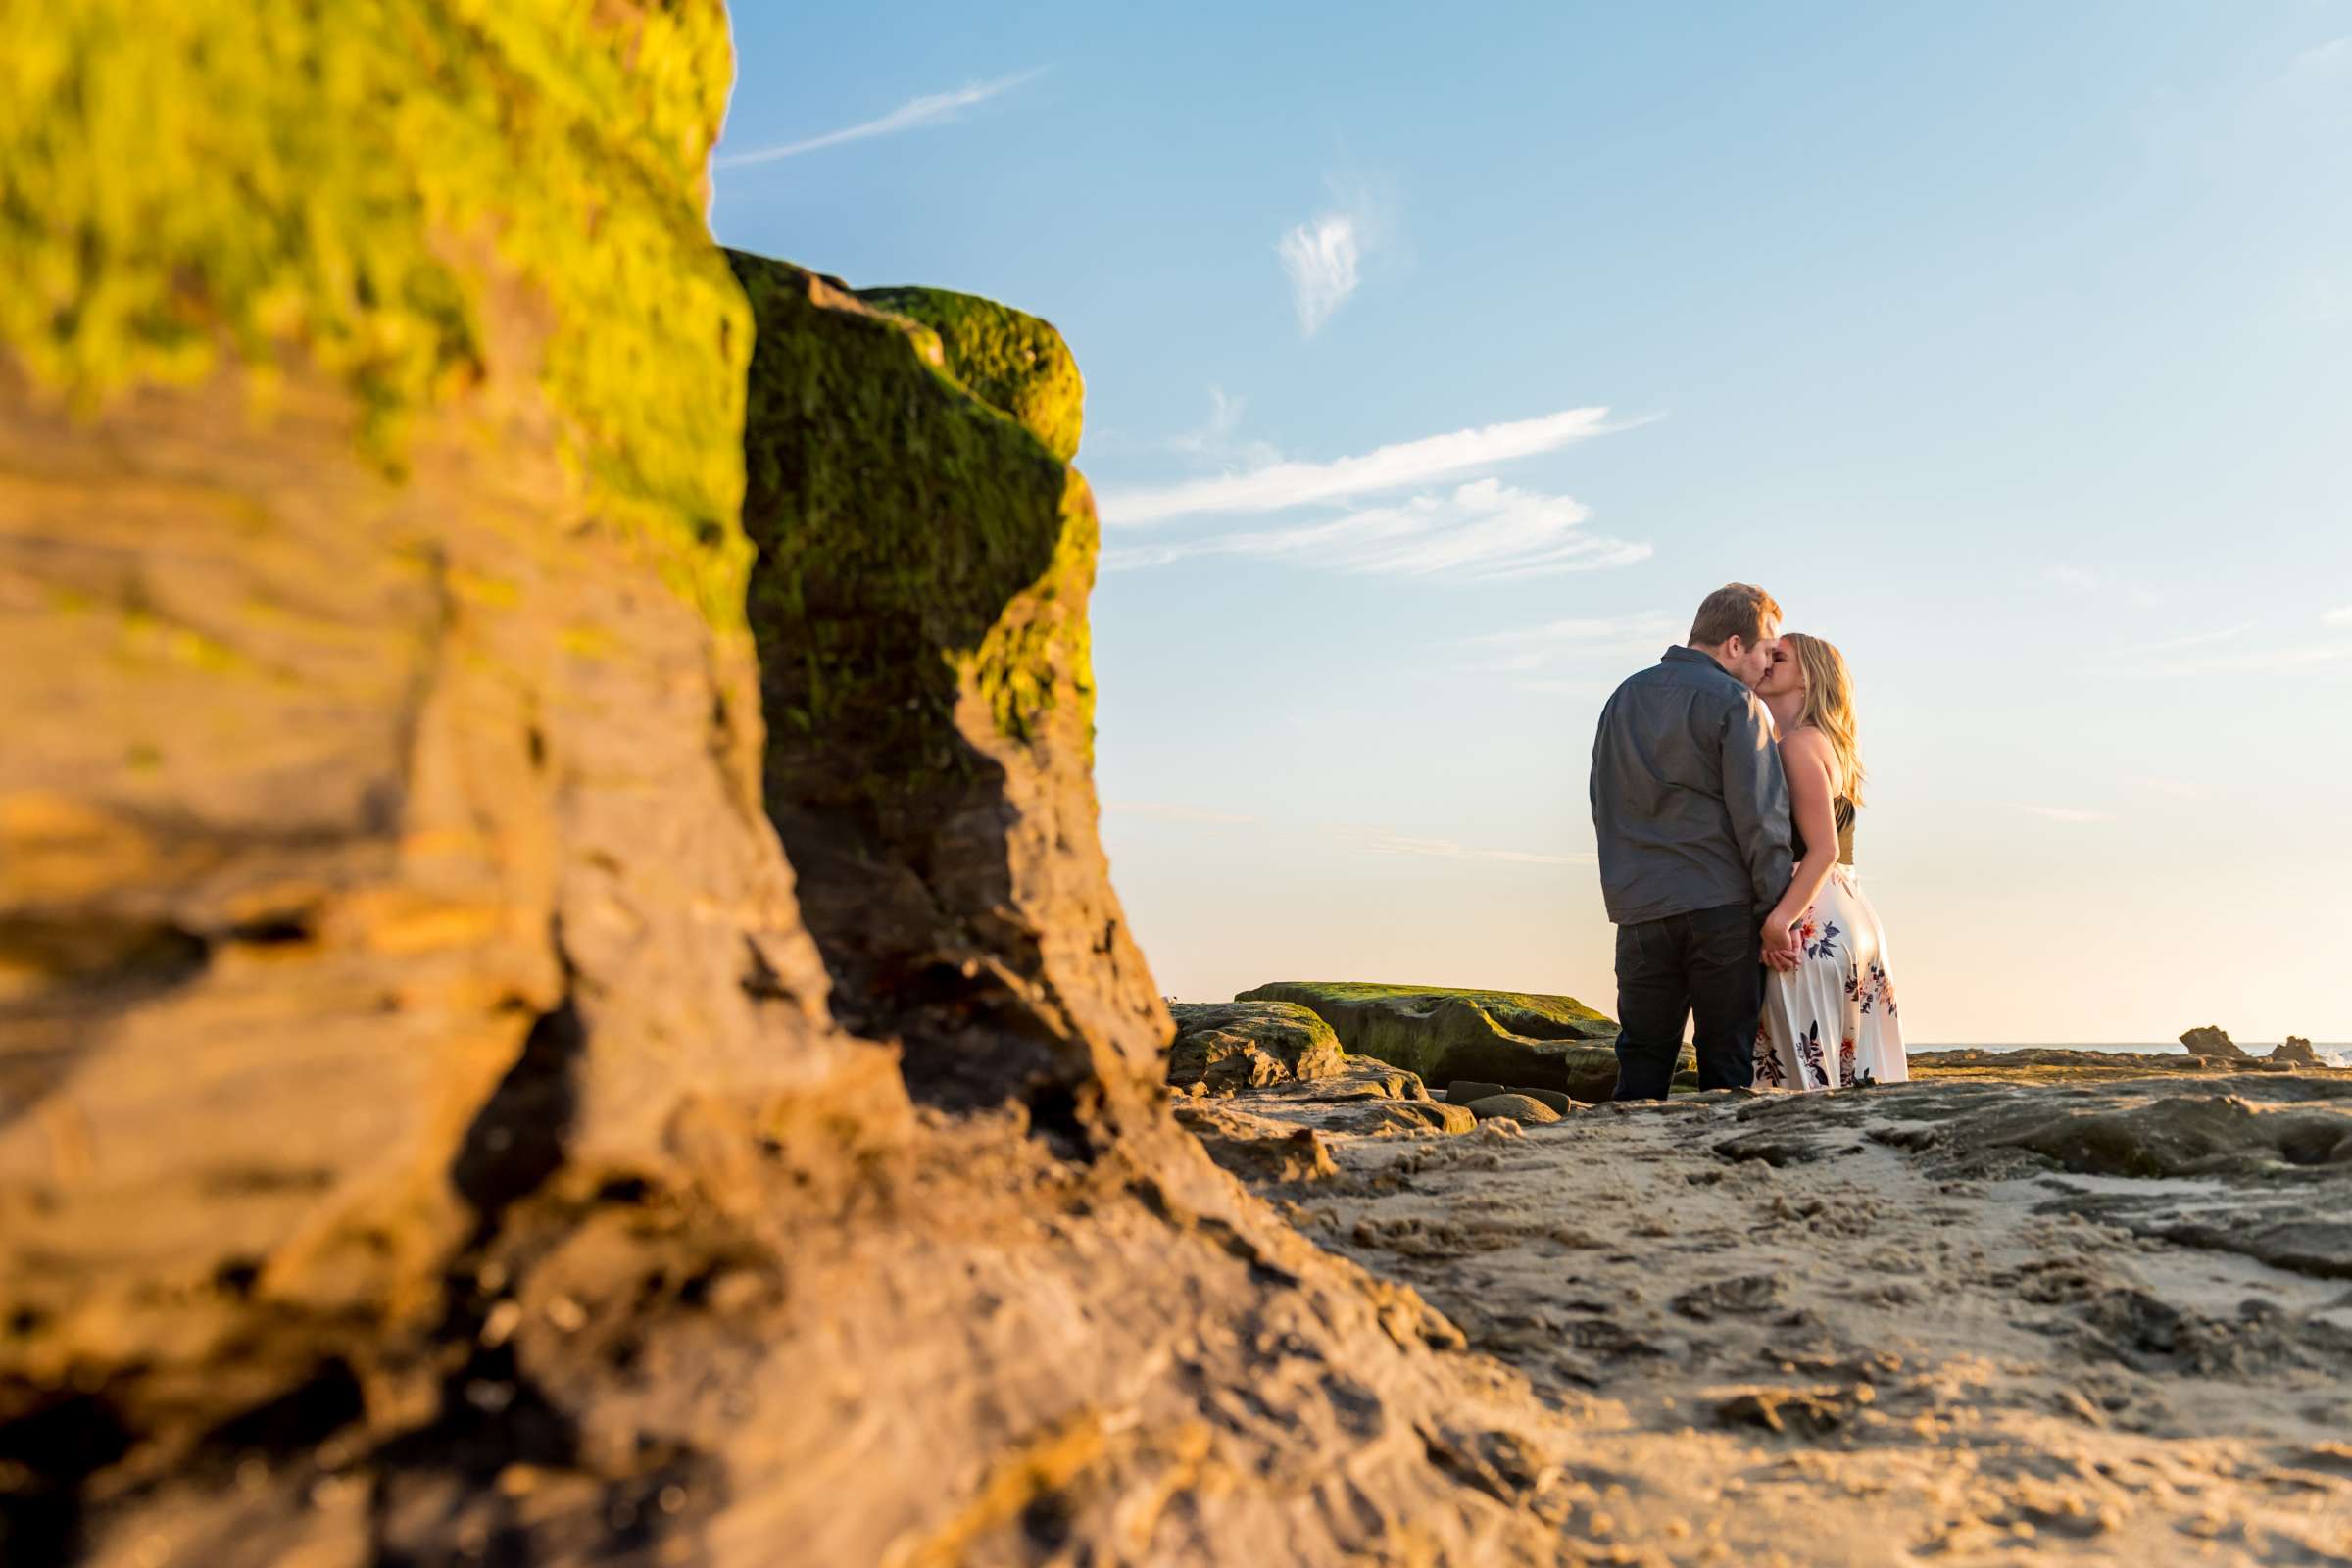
[1689,583,1783,649]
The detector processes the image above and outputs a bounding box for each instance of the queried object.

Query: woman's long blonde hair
[1782,632,1865,806]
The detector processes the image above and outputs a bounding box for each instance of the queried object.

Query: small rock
[2178,1025,2250,1060]
[1463,1093,1561,1124]
[1446,1080,1506,1104]
[1714,1386,1857,1436]
[1672,1274,1786,1321]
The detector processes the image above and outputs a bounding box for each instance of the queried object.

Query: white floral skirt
[1753,863,1906,1091]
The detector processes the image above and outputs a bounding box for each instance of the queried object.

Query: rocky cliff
[0,8,1596,1562]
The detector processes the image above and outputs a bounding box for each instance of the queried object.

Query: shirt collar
[1661,644,1746,686]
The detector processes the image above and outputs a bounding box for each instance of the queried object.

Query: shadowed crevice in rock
[451,994,584,1234]
[0,1386,132,1565]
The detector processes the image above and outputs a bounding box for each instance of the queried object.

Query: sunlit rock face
[0,7,1592,1564]
[0,2,870,1557]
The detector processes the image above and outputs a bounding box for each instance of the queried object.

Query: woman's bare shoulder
[1782,724,1835,760]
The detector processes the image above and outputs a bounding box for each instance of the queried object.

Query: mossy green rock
[1239,981,1625,1102]
[0,0,754,625]
[855,286,1085,462]
[730,253,1167,1116]
[1169,1001,1349,1094]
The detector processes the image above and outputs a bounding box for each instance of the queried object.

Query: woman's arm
[1763,728,1839,962]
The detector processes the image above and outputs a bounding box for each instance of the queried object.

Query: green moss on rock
[1168,1001,1348,1094]
[854,286,1085,463]
[728,254,1097,812]
[0,0,753,625]
[1237,981,1624,1101]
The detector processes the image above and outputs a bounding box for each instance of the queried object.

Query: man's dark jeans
[1611,903,1760,1100]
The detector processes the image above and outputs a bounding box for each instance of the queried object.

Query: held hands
[1760,913,1802,971]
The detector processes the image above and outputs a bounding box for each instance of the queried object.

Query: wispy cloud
[2132,642,2352,678]
[1338,829,1594,866]
[714,69,1046,169]
[1101,478,1648,581]
[1279,215,1362,335]
[2089,612,2352,678]
[2131,776,2211,803]
[1167,387,1281,466]
[1103,801,1260,826]
[2295,269,2352,329]
[2013,803,2111,824]
[2111,620,2259,656]
[2038,564,2164,610]
[2291,36,2351,78]
[1096,407,1612,526]
[1451,612,1683,673]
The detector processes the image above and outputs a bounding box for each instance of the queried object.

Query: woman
[1751,633,1907,1090]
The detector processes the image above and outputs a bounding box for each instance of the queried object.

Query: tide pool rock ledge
[1239,981,1630,1102]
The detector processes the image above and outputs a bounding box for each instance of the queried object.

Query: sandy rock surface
[1234,1070,2352,1565]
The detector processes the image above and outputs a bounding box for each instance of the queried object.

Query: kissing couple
[1589,583,1906,1098]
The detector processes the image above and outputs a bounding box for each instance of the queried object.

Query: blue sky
[714,3,2352,1042]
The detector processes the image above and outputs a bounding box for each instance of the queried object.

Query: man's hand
[1760,917,1801,971]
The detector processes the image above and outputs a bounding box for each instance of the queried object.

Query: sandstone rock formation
[1241,981,1632,1101]
[2,6,849,1554]
[2180,1025,2251,1060]
[2275,1036,2322,1065]
[0,10,1600,1561]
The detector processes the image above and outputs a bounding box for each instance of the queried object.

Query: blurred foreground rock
[0,9,1596,1561]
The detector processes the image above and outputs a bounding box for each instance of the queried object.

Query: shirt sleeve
[1721,692,1793,914]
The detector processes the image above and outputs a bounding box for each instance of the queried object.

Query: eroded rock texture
[1,6,870,1557]
[0,6,1594,1563]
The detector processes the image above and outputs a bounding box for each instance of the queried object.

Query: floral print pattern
[1796,909,1841,961]
[1846,963,1897,1017]
[1755,864,1906,1093]
[1752,1020,1787,1088]
[1794,1020,1828,1089]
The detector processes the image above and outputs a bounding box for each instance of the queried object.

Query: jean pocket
[1690,905,1754,969]
[1617,920,1669,982]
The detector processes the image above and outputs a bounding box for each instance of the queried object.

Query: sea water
[1924,1041,2352,1067]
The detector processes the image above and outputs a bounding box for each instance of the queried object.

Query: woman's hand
[1761,911,1801,970]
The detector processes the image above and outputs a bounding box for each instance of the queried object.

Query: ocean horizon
[1921,1040,2352,1064]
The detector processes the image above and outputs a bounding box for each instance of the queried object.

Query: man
[1589,583,1795,1100]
